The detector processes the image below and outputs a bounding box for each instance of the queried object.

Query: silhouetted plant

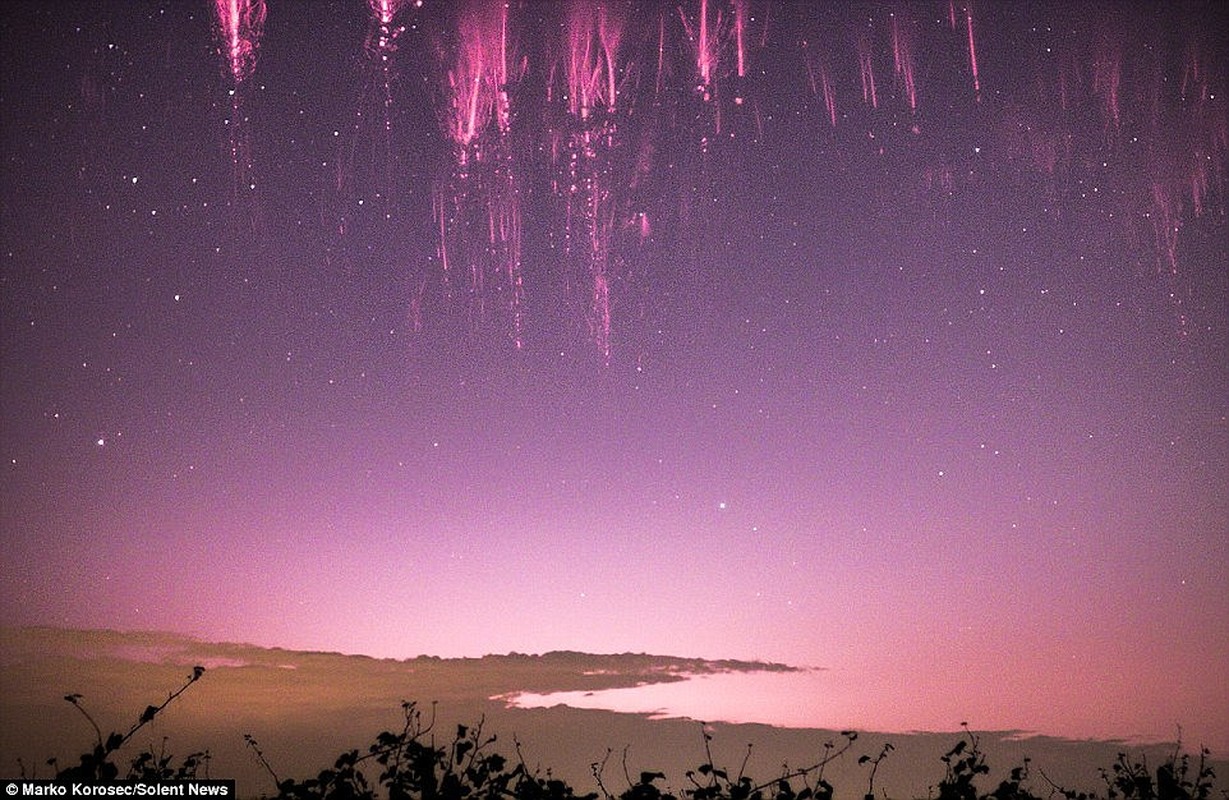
[676,726,861,800]
[983,757,1034,800]
[859,742,893,800]
[935,724,991,800]
[251,701,600,800]
[54,666,206,781]
[1093,740,1217,800]
[127,739,212,782]
[39,679,1223,800]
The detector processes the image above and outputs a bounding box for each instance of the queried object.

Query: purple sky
[2,0,1227,748]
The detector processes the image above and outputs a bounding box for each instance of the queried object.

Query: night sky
[2,1,1227,748]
